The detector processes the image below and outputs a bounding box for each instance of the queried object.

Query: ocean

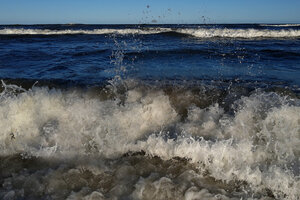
[0,24,299,200]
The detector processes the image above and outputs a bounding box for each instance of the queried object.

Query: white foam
[1,27,300,38]
[0,28,171,35]
[0,82,299,199]
[0,85,178,157]
[177,28,300,38]
[260,24,300,27]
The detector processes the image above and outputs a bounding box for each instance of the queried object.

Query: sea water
[0,24,299,200]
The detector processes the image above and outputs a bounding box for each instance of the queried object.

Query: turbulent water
[0,24,299,200]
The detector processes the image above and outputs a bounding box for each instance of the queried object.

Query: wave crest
[1,27,300,38]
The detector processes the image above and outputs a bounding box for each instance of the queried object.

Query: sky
[0,0,300,24]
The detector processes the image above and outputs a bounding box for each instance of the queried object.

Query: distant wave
[1,27,300,38]
[260,24,300,27]
[0,28,170,35]
[176,28,300,38]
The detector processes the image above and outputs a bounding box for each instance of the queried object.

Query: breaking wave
[260,24,300,27]
[0,28,170,35]
[1,27,300,38]
[0,80,299,199]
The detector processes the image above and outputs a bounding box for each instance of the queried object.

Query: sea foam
[1,27,300,38]
[0,81,299,199]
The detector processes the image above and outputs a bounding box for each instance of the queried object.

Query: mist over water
[0,24,299,200]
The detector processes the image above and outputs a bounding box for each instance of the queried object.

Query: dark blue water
[0,24,299,87]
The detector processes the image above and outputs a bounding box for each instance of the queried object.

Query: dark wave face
[0,24,300,200]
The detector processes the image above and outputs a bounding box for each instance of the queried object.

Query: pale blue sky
[0,0,299,24]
